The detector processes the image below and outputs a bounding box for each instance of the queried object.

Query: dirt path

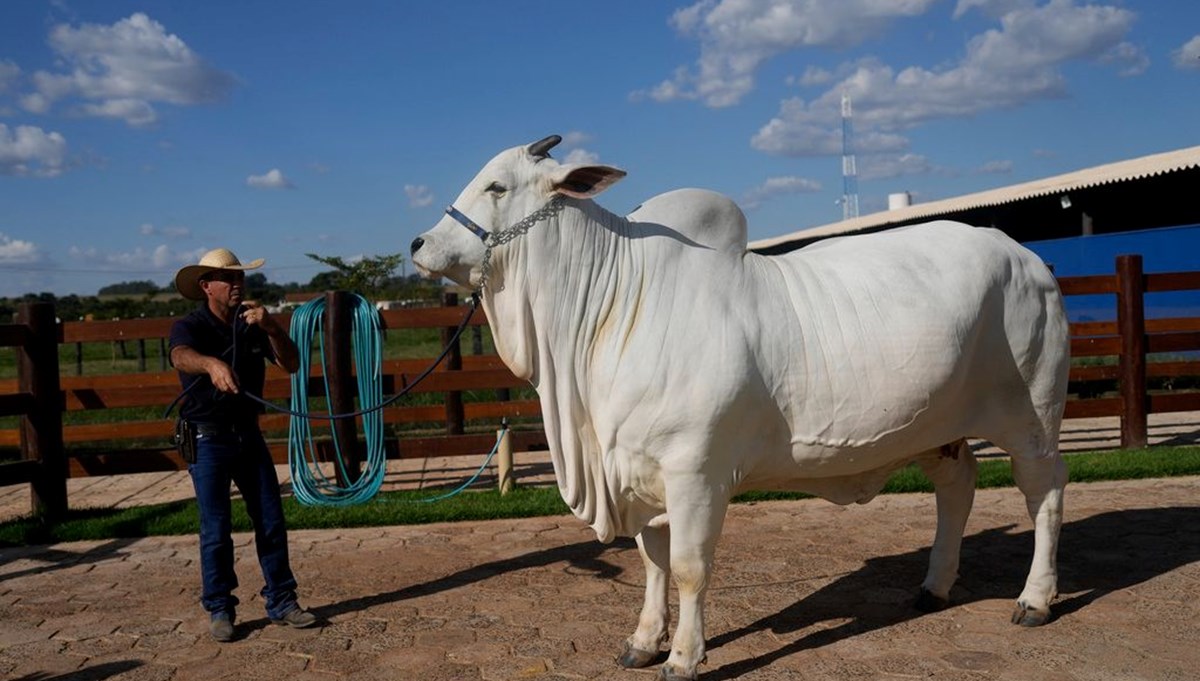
[2,476,1198,680]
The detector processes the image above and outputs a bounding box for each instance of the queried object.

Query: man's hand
[239,300,301,374]
[171,345,240,394]
[207,358,239,394]
[240,300,282,334]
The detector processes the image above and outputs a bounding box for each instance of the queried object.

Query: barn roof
[750,145,1200,254]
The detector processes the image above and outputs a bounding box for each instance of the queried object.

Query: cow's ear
[550,164,627,199]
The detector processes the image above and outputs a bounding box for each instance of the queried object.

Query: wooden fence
[1,254,1199,516]
[1060,255,1200,446]
[0,292,546,480]
[0,303,66,519]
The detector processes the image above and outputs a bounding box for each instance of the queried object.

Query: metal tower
[841,92,860,220]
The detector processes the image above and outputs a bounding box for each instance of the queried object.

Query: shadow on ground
[12,659,143,681]
[0,537,142,584]
[703,506,1200,680]
[237,536,637,635]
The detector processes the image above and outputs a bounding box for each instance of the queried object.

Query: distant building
[751,145,1200,255]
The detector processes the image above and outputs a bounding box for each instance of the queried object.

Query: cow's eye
[485,181,507,195]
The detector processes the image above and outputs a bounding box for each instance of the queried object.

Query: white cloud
[789,66,835,87]
[953,0,1034,21]
[742,175,822,209]
[68,243,202,270]
[0,123,68,177]
[80,98,158,126]
[1099,42,1149,77]
[22,13,235,126]
[753,1,1137,157]
[976,159,1013,175]
[1174,36,1200,70]
[0,60,19,94]
[558,132,600,164]
[635,0,938,107]
[858,153,939,181]
[562,131,592,148]
[404,184,434,208]
[0,232,44,264]
[139,223,191,239]
[247,168,294,189]
[563,148,600,165]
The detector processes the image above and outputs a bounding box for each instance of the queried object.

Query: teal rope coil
[286,294,509,506]
[288,295,387,506]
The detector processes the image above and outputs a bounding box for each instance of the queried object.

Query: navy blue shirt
[169,304,277,427]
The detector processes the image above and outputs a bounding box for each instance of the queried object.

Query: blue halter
[445,205,489,242]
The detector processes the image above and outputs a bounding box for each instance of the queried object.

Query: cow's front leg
[660,477,728,681]
[914,439,977,611]
[619,523,670,668]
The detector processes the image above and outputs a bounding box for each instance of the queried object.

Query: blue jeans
[188,428,299,620]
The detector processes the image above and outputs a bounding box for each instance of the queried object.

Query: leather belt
[192,422,258,437]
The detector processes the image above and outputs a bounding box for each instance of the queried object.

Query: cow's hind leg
[1009,450,1068,626]
[619,523,670,668]
[914,439,977,612]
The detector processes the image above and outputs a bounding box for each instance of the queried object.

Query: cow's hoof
[914,588,949,613]
[1011,601,1051,627]
[617,640,660,669]
[657,663,697,681]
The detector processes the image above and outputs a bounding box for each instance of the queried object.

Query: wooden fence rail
[1061,255,1200,447]
[2,254,1199,516]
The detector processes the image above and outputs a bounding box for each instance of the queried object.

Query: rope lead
[285,293,503,507]
[288,295,387,506]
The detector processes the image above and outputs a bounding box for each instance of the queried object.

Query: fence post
[496,426,514,495]
[324,291,362,486]
[1116,254,1147,449]
[441,292,464,435]
[17,302,67,519]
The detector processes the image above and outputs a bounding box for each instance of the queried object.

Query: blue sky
[1,0,1198,298]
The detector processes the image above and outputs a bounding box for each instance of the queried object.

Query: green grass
[3,445,1200,547]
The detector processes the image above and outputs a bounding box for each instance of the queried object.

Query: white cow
[411,135,1070,680]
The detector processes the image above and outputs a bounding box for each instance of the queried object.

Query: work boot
[271,606,317,629]
[209,612,235,642]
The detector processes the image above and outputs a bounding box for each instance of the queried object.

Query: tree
[244,272,285,303]
[98,280,159,295]
[304,253,405,298]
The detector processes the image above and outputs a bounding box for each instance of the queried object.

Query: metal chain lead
[478,195,566,292]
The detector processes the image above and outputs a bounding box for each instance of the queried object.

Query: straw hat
[174,248,265,300]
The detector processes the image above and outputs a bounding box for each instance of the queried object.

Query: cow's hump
[627,188,748,255]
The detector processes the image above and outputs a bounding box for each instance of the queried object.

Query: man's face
[201,270,245,306]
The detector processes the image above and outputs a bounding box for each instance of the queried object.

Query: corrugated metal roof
[749,144,1200,251]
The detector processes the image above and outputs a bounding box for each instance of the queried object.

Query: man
[170,247,316,642]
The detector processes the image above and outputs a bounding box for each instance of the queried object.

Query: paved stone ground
[1,475,1199,681]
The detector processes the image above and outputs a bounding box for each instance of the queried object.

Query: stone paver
[2,476,1199,680]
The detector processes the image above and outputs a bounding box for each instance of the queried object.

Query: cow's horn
[528,135,562,158]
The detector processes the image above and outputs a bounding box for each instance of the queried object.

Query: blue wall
[1023,224,1200,322]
